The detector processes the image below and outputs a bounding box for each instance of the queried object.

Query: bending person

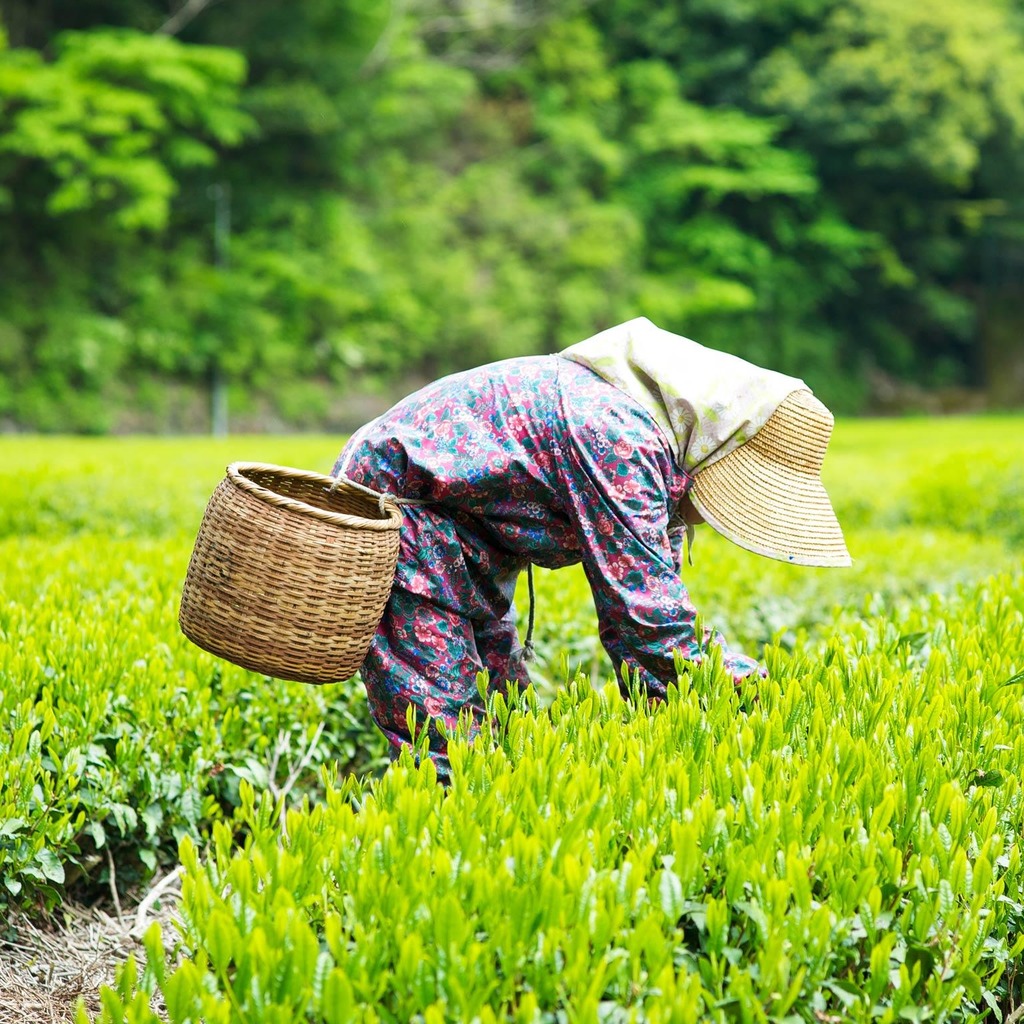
[333,317,851,779]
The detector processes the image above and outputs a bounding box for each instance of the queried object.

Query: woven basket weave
[179,462,402,684]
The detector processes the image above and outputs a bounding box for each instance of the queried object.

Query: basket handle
[328,473,429,518]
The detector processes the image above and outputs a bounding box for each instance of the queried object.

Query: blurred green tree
[590,0,1024,401]
[0,20,251,429]
[1,0,1023,430]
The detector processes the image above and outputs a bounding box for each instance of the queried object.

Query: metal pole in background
[209,182,231,437]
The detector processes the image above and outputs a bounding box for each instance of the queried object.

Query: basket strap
[523,562,537,662]
[330,473,539,667]
[329,473,430,517]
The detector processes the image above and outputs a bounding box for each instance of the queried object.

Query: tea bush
[0,535,389,908]
[0,436,337,541]
[88,568,1024,1023]
[1,436,391,909]
[1,418,1022,1020]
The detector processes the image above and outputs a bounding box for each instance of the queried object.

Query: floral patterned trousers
[359,508,532,781]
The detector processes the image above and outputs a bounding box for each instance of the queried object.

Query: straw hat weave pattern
[690,389,852,567]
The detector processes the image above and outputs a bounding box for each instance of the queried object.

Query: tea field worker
[332,316,851,781]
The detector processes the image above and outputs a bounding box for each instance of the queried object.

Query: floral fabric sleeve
[559,399,764,693]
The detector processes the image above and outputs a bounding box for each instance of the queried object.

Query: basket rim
[227,461,403,530]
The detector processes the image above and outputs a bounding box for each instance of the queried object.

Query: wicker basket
[179,462,402,684]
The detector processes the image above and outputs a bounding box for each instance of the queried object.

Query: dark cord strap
[523,562,537,662]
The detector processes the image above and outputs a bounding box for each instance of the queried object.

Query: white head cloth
[561,317,805,475]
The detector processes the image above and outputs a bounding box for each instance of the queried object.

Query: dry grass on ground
[0,870,181,1024]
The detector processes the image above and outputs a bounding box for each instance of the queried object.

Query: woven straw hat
[689,389,852,567]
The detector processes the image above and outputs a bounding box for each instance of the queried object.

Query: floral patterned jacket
[335,353,764,692]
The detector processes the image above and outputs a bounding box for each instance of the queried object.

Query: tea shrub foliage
[1,418,1023,1021]
[88,570,1024,1023]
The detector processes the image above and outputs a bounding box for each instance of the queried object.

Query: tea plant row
[90,568,1024,1022]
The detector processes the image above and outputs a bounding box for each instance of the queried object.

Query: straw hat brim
[689,399,852,568]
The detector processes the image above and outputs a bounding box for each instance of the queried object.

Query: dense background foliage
[2,0,1024,432]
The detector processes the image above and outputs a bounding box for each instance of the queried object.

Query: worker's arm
[558,398,764,695]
